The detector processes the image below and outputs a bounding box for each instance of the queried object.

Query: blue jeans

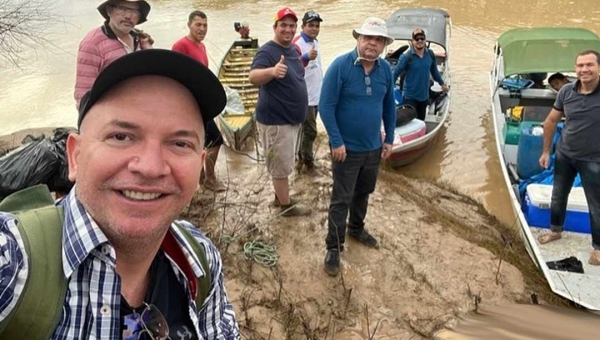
[326,148,381,250]
[551,150,600,249]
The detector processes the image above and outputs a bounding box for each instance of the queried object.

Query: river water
[1,0,599,335]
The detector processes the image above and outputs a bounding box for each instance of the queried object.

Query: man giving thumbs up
[249,7,310,217]
[293,10,324,175]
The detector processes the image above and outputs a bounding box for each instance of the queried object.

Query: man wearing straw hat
[75,0,154,107]
[319,17,396,276]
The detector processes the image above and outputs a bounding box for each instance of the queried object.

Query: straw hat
[352,17,394,45]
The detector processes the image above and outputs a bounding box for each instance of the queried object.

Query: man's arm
[539,108,564,168]
[0,214,28,323]
[249,67,278,86]
[319,57,344,149]
[392,53,409,86]
[74,41,102,108]
[382,64,397,146]
[429,51,444,86]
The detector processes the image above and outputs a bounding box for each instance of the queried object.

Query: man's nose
[127,142,171,178]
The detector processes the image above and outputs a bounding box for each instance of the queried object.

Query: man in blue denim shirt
[319,17,396,276]
[0,50,239,339]
[538,50,600,265]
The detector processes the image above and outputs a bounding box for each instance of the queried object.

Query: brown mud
[181,134,569,340]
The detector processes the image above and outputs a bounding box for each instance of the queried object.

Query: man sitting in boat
[248,7,310,217]
[537,50,600,265]
[74,0,154,108]
[392,28,449,121]
[172,10,227,192]
[548,72,570,91]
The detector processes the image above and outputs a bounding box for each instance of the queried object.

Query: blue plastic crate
[522,184,590,234]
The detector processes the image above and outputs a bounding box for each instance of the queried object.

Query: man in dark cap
[392,28,449,120]
[1,50,239,339]
[74,0,154,107]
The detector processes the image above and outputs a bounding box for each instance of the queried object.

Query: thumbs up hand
[308,44,318,60]
[272,55,288,79]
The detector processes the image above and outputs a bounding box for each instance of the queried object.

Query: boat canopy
[498,27,600,77]
[387,8,449,48]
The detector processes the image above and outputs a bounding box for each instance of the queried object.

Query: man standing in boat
[74,0,154,107]
[172,11,227,192]
[392,28,449,120]
[249,7,310,217]
[538,50,600,265]
[293,10,324,175]
[319,17,396,276]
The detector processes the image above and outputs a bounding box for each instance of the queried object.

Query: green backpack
[0,185,211,339]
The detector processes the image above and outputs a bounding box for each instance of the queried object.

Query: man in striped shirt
[0,50,239,339]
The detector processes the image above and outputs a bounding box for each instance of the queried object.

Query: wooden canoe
[217,38,259,150]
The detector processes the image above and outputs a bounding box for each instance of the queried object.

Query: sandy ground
[181,134,565,340]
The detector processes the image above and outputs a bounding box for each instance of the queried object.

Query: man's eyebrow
[109,120,141,130]
[172,129,201,143]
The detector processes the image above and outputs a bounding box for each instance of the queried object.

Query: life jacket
[0,185,211,339]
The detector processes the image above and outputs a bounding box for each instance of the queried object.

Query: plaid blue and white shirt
[0,190,239,339]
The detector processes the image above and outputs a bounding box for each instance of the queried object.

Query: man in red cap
[74,0,154,108]
[249,7,310,217]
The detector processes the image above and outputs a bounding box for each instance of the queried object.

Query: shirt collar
[101,21,139,47]
[60,188,111,278]
[300,31,314,43]
[572,79,600,95]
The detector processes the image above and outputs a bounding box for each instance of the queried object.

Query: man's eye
[113,134,129,141]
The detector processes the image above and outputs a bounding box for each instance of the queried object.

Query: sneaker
[348,229,379,248]
[280,204,310,217]
[272,195,299,207]
[324,249,340,276]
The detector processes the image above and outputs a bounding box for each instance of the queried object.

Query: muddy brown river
[1,0,599,336]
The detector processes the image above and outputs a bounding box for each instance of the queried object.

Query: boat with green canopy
[490,27,600,311]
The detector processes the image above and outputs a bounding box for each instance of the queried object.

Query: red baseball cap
[274,7,297,24]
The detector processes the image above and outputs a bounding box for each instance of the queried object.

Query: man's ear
[66,133,82,182]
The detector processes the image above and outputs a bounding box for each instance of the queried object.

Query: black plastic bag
[0,139,60,197]
[0,128,75,198]
[396,104,417,127]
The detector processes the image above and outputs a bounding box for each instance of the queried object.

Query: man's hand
[539,152,551,169]
[441,84,450,92]
[381,143,393,160]
[331,145,347,162]
[137,29,154,49]
[308,45,318,60]
[272,55,287,79]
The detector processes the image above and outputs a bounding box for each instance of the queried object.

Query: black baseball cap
[78,49,226,129]
[412,28,426,39]
[302,10,322,24]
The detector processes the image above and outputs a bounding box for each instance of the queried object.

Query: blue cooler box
[522,184,590,234]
